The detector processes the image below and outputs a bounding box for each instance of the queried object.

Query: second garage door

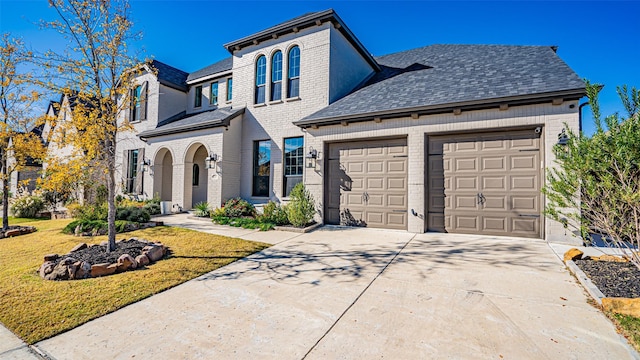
[427,129,543,238]
[325,138,408,230]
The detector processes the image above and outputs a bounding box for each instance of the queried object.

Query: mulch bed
[575,259,640,298]
[64,239,149,265]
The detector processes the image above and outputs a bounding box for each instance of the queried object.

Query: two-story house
[116,9,586,244]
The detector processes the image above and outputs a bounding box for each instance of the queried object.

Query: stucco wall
[303,101,581,244]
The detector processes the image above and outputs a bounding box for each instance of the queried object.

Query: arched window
[255,55,266,104]
[271,51,282,101]
[287,46,300,98]
[192,164,199,186]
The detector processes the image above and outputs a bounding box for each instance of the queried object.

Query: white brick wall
[186,73,232,114]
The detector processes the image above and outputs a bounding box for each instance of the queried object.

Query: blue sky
[2,0,638,134]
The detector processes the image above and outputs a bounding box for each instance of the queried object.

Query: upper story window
[287,46,300,98]
[210,82,218,106]
[255,55,266,104]
[194,85,202,108]
[130,82,147,121]
[226,78,233,102]
[271,51,282,101]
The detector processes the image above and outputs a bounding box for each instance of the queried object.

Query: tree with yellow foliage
[0,34,47,231]
[38,0,140,251]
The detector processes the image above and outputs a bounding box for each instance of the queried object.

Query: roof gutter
[138,108,244,140]
[295,88,587,128]
[186,70,233,85]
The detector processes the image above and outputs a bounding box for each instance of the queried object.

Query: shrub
[116,206,150,223]
[143,202,161,215]
[261,201,289,225]
[212,215,274,231]
[210,207,226,218]
[194,202,211,217]
[63,219,133,234]
[71,203,108,221]
[286,183,316,228]
[10,195,45,218]
[223,198,256,218]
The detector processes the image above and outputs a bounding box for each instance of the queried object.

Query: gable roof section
[137,107,245,139]
[150,60,189,92]
[223,9,380,71]
[187,57,233,83]
[296,44,586,127]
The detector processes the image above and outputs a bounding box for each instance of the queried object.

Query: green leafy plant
[261,200,289,225]
[544,81,640,268]
[286,183,316,228]
[210,207,225,218]
[193,202,211,217]
[10,195,45,218]
[115,206,150,223]
[223,198,256,218]
[212,215,274,231]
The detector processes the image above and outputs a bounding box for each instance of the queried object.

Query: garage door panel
[326,138,408,230]
[428,129,542,238]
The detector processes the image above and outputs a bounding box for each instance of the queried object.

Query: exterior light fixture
[142,158,151,173]
[557,128,569,146]
[205,153,219,169]
[306,147,318,168]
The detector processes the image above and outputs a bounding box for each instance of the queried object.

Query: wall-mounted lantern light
[557,128,569,146]
[306,147,318,168]
[142,158,151,173]
[205,153,219,169]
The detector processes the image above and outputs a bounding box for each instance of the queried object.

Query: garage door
[427,130,542,238]
[325,138,408,230]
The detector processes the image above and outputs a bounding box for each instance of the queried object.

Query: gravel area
[58,239,149,265]
[575,259,640,298]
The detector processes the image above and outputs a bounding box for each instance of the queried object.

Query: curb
[565,259,606,305]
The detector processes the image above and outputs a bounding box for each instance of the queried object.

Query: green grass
[7,216,49,224]
[612,313,640,352]
[0,218,270,344]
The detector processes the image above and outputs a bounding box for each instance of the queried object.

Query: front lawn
[0,218,269,344]
[612,313,640,352]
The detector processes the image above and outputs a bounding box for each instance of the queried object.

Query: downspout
[578,101,589,133]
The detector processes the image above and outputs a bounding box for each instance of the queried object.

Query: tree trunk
[2,155,8,231]
[106,137,117,252]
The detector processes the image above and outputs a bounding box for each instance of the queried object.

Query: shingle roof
[150,60,189,92]
[186,57,233,83]
[296,44,585,127]
[137,107,245,139]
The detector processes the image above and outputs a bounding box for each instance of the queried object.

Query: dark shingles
[299,45,585,124]
[187,57,233,83]
[150,60,189,92]
[137,107,245,139]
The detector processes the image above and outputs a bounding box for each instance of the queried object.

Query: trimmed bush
[10,195,45,218]
[116,206,150,223]
[286,183,316,228]
[223,198,256,218]
[261,201,289,225]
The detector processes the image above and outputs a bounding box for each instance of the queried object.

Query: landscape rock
[44,254,59,262]
[39,261,56,278]
[91,263,116,277]
[45,258,78,281]
[591,254,628,263]
[74,225,82,236]
[70,243,88,253]
[116,254,137,272]
[563,248,584,262]
[74,261,92,279]
[602,297,640,317]
[135,254,150,267]
[143,245,164,262]
[4,229,21,237]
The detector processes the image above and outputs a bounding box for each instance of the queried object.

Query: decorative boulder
[116,254,137,272]
[39,261,56,278]
[91,263,117,277]
[73,261,92,279]
[70,243,88,253]
[592,254,628,263]
[45,258,77,281]
[143,245,164,262]
[135,254,150,267]
[563,248,584,262]
[44,254,59,262]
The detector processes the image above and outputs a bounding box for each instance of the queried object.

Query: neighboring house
[6,124,44,196]
[116,9,585,244]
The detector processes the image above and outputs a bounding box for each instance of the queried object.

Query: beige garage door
[427,130,542,238]
[325,138,408,230]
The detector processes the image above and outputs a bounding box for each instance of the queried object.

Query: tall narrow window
[192,164,200,186]
[283,137,303,197]
[210,82,218,105]
[253,140,271,197]
[271,51,282,101]
[255,55,266,104]
[130,82,147,121]
[194,85,202,108]
[287,46,300,98]
[226,78,233,101]
[132,85,142,121]
[126,149,139,193]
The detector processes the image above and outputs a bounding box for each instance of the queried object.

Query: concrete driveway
[35,227,637,359]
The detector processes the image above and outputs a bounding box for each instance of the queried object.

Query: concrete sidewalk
[0,323,38,360]
[29,216,637,359]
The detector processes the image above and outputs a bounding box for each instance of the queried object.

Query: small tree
[286,183,316,228]
[543,81,640,268]
[0,34,47,230]
[38,0,140,251]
